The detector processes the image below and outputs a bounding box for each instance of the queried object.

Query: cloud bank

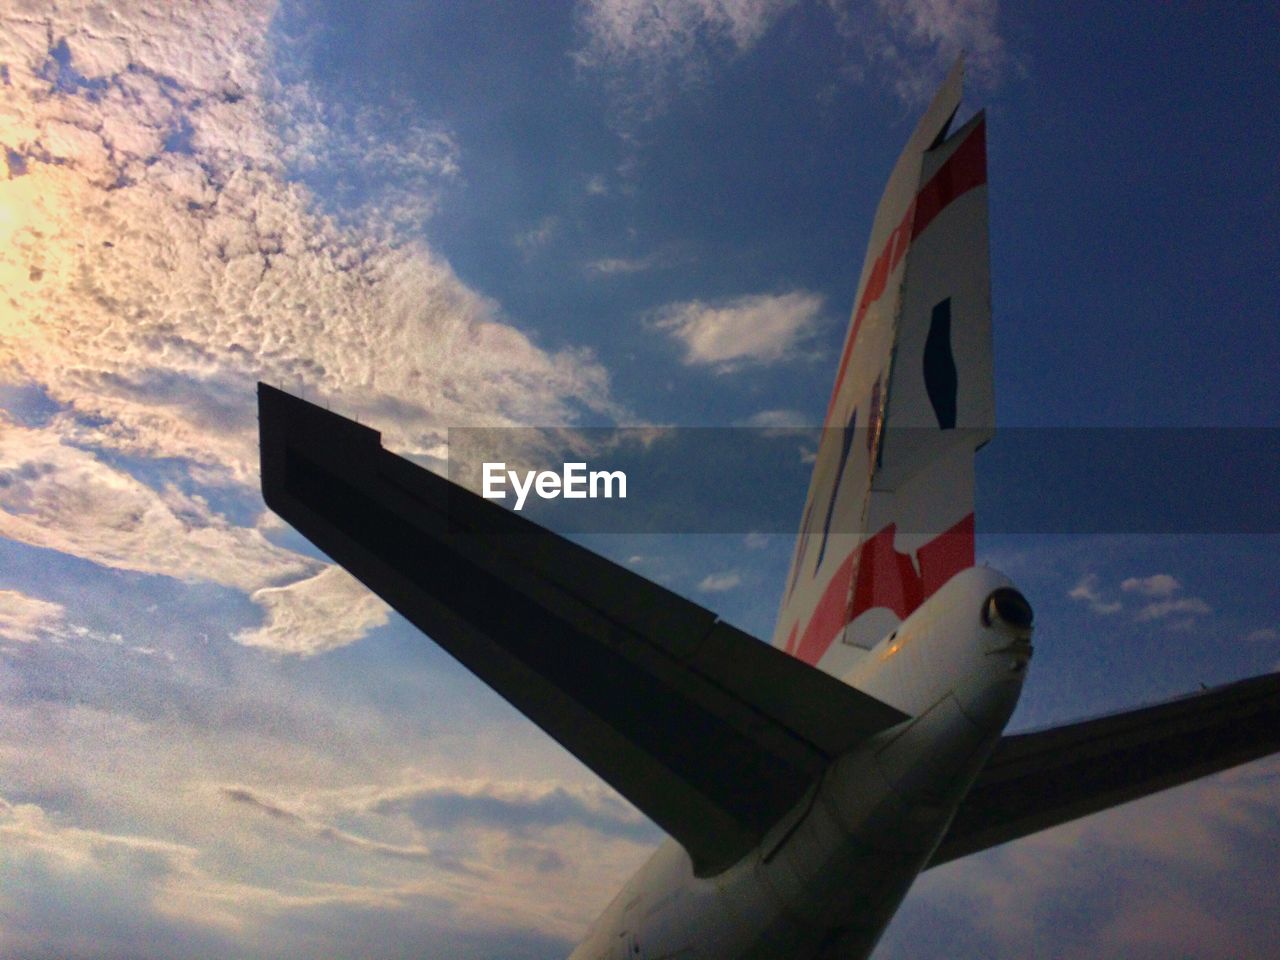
[0,0,620,655]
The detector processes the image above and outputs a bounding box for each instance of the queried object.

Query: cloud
[0,687,637,953]
[0,3,651,940]
[220,785,438,863]
[896,758,1280,960]
[1243,628,1278,643]
[697,570,742,592]
[0,794,242,946]
[0,590,66,643]
[0,422,314,592]
[268,80,462,231]
[515,215,559,255]
[654,291,824,372]
[0,0,624,660]
[0,420,382,653]
[0,796,192,874]
[0,791,502,957]
[574,0,798,110]
[234,566,390,657]
[826,0,1006,104]
[1070,572,1210,624]
[741,408,814,428]
[0,619,650,957]
[575,0,1006,120]
[1068,574,1122,615]
[503,843,568,874]
[1134,596,1212,623]
[585,251,673,275]
[364,777,659,844]
[0,0,619,486]
[1120,574,1210,623]
[199,774,662,945]
[1121,573,1181,598]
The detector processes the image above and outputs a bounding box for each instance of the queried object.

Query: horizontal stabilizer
[928,670,1280,867]
[257,384,908,876]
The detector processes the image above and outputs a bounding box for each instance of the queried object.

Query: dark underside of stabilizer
[257,384,908,877]
[929,670,1280,866]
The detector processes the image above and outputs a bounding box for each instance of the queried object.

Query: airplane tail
[772,61,994,671]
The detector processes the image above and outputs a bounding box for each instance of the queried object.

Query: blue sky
[0,1,1277,957]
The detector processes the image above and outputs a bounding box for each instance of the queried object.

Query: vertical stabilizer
[772,62,993,675]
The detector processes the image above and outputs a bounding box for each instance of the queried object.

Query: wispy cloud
[515,215,559,255]
[0,423,312,592]
[220,785,439,863]
[0,421,388,653]
[1134,596,1212,623]
[574,0,1007,119]
[585,251,673,275]
[1068,574,1122,615]
[578,0,796,61]
[270,82,462,231]
[360,776,658,844]
[0,692,656,953]
[741,408,814,428]
[826,0,1007,104]
[0,790,532,957]
[0,792,243,947]
[897,757,1280,959]
[574,0,798,116]
[1121,573,1181,598]
[654,291,825,372]
[697,570,742,592]
[0,590,66,644]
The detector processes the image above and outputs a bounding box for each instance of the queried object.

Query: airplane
[256,60,1280,960]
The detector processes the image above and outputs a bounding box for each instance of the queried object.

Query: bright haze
[0,2,1277,958]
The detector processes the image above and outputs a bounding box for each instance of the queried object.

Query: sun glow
[0,179,28,249]
[0,163,65,340]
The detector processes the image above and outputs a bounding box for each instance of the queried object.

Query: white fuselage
[568,566,1031,960]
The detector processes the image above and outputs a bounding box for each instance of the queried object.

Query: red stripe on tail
[791,513,975,667]
[824,119,987,426]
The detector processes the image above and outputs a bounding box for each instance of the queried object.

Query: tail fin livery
[772,61,994,671]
